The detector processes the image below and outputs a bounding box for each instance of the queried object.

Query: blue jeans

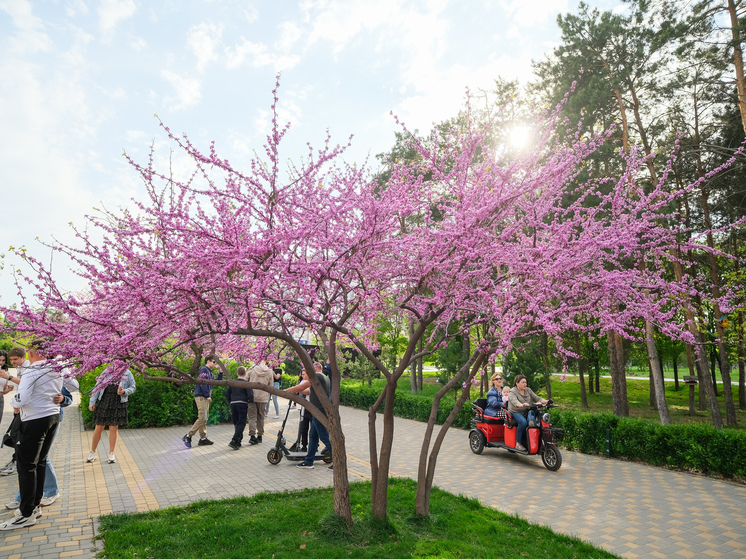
[16,458,57,501]
[302,417,331,466]
[265,382,280,415]
[513,412,528,447]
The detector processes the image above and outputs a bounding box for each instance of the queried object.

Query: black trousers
[230,403,248,444]
[298,410,311,448]
[17,413,60,517]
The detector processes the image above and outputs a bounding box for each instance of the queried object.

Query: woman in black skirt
[86,368,136,464]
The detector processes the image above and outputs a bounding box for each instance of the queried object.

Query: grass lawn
[97,479,617,559]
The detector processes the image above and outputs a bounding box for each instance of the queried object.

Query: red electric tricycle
[468,398,564,471]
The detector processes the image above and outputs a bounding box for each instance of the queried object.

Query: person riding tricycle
[469,374,564,471]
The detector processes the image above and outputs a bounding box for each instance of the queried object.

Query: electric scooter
[267,402,332,465]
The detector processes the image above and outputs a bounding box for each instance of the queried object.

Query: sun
[509,125,531,150]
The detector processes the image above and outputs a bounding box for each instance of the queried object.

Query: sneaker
[256,436,262,443]
[0,462,17,476]
[296,462,314,469]
[328,465,333,471]
[4,500,19,510]
[13,506,42,519]
[40,493,60,507]
[515,442,527,451]
[248,436,258,445]
[197,438,214,446]
[0,514,37,530]
[86,451,97,463]
[108,453,116,463]
[272,415,280,419]
[182,434,192,448]
[300,446,308,453]
[228,441,240,451]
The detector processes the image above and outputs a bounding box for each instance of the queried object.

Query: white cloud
[161,70,202,110]
[98,0,137,37]
[225,38,299,71]
[128,34,147,51]
[501,0,569,27]
[275,21,302,51]
[187,22,223,72]
[0,0,53,54]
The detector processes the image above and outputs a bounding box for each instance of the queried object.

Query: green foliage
[552,409,746,479]
[97,478,616,559]
[502,339,545,392]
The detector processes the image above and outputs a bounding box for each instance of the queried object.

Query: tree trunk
[415,353,485,516]
[711,346,719,397]
[727,0,746,136]
[646,321,671,424]
[649,355,656,409]
[417,336,424,392]
[541,332,552,399]
[575,332,588,408]
[410,321,417,394]
[608,330,629,416]
[369,380,396,519]
[739,311,746,409]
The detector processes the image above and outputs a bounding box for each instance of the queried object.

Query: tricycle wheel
[541,443,562,471]
[323,454,333,464]
[469,431,485,454]
[267,449,282,465]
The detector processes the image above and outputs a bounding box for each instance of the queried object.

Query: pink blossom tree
[3,80,737,521]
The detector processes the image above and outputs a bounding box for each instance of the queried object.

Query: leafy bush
[550,409,746,479]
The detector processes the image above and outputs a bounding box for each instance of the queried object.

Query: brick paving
[0,395,744,558]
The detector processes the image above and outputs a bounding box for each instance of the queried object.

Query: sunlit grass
[97,479,618,559]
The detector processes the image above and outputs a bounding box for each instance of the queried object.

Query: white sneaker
[273,415,280,419]
[0,462,17,476]
[108,453,116,463]
[0,514,37,530]
[13,506,42,519]
[4,500,19,510]
[40,493,60,507]
[86,451,97,463]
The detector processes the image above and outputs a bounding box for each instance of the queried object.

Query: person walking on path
[0,350,14,425]
[247,360,273,445]
[182,355,222,448]
[0,342,62,530]
[226,366,253,450]
[265,361,282,419]
[286,362,332,470]
[0,347,30,477]
[86,368,136,464]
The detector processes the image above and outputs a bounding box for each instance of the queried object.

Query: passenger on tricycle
[468,389,564,471]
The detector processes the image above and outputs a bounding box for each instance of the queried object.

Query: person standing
[265,361,282,419]
[86,368,136,463]
[247,360,273,444]
[0,342,62,530]
[226,367,253,450]
[1,347,32,477]
[182,355,221,448]
[287,362,332,470]
[0,350,14,425]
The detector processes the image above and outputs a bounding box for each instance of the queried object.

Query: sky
[0,0,622,307]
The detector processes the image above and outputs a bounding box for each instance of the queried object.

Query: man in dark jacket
[226,367,253,450]
[182,355,222,448]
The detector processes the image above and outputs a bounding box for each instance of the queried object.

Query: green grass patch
[97,479,616,559]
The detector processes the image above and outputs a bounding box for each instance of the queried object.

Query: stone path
[0,395,744,558]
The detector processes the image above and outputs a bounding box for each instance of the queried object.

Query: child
[225,367,253,450]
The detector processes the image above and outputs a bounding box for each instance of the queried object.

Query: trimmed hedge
[339,384,746,480]
[79,366,298,430]
[339,384,474,430]
[552,410,746,479]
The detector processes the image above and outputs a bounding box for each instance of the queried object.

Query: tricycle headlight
[542,413,550,423]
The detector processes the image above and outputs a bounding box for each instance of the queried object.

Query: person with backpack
[226,367,253,450]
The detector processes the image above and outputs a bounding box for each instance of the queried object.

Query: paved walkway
[0,396,744,558]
